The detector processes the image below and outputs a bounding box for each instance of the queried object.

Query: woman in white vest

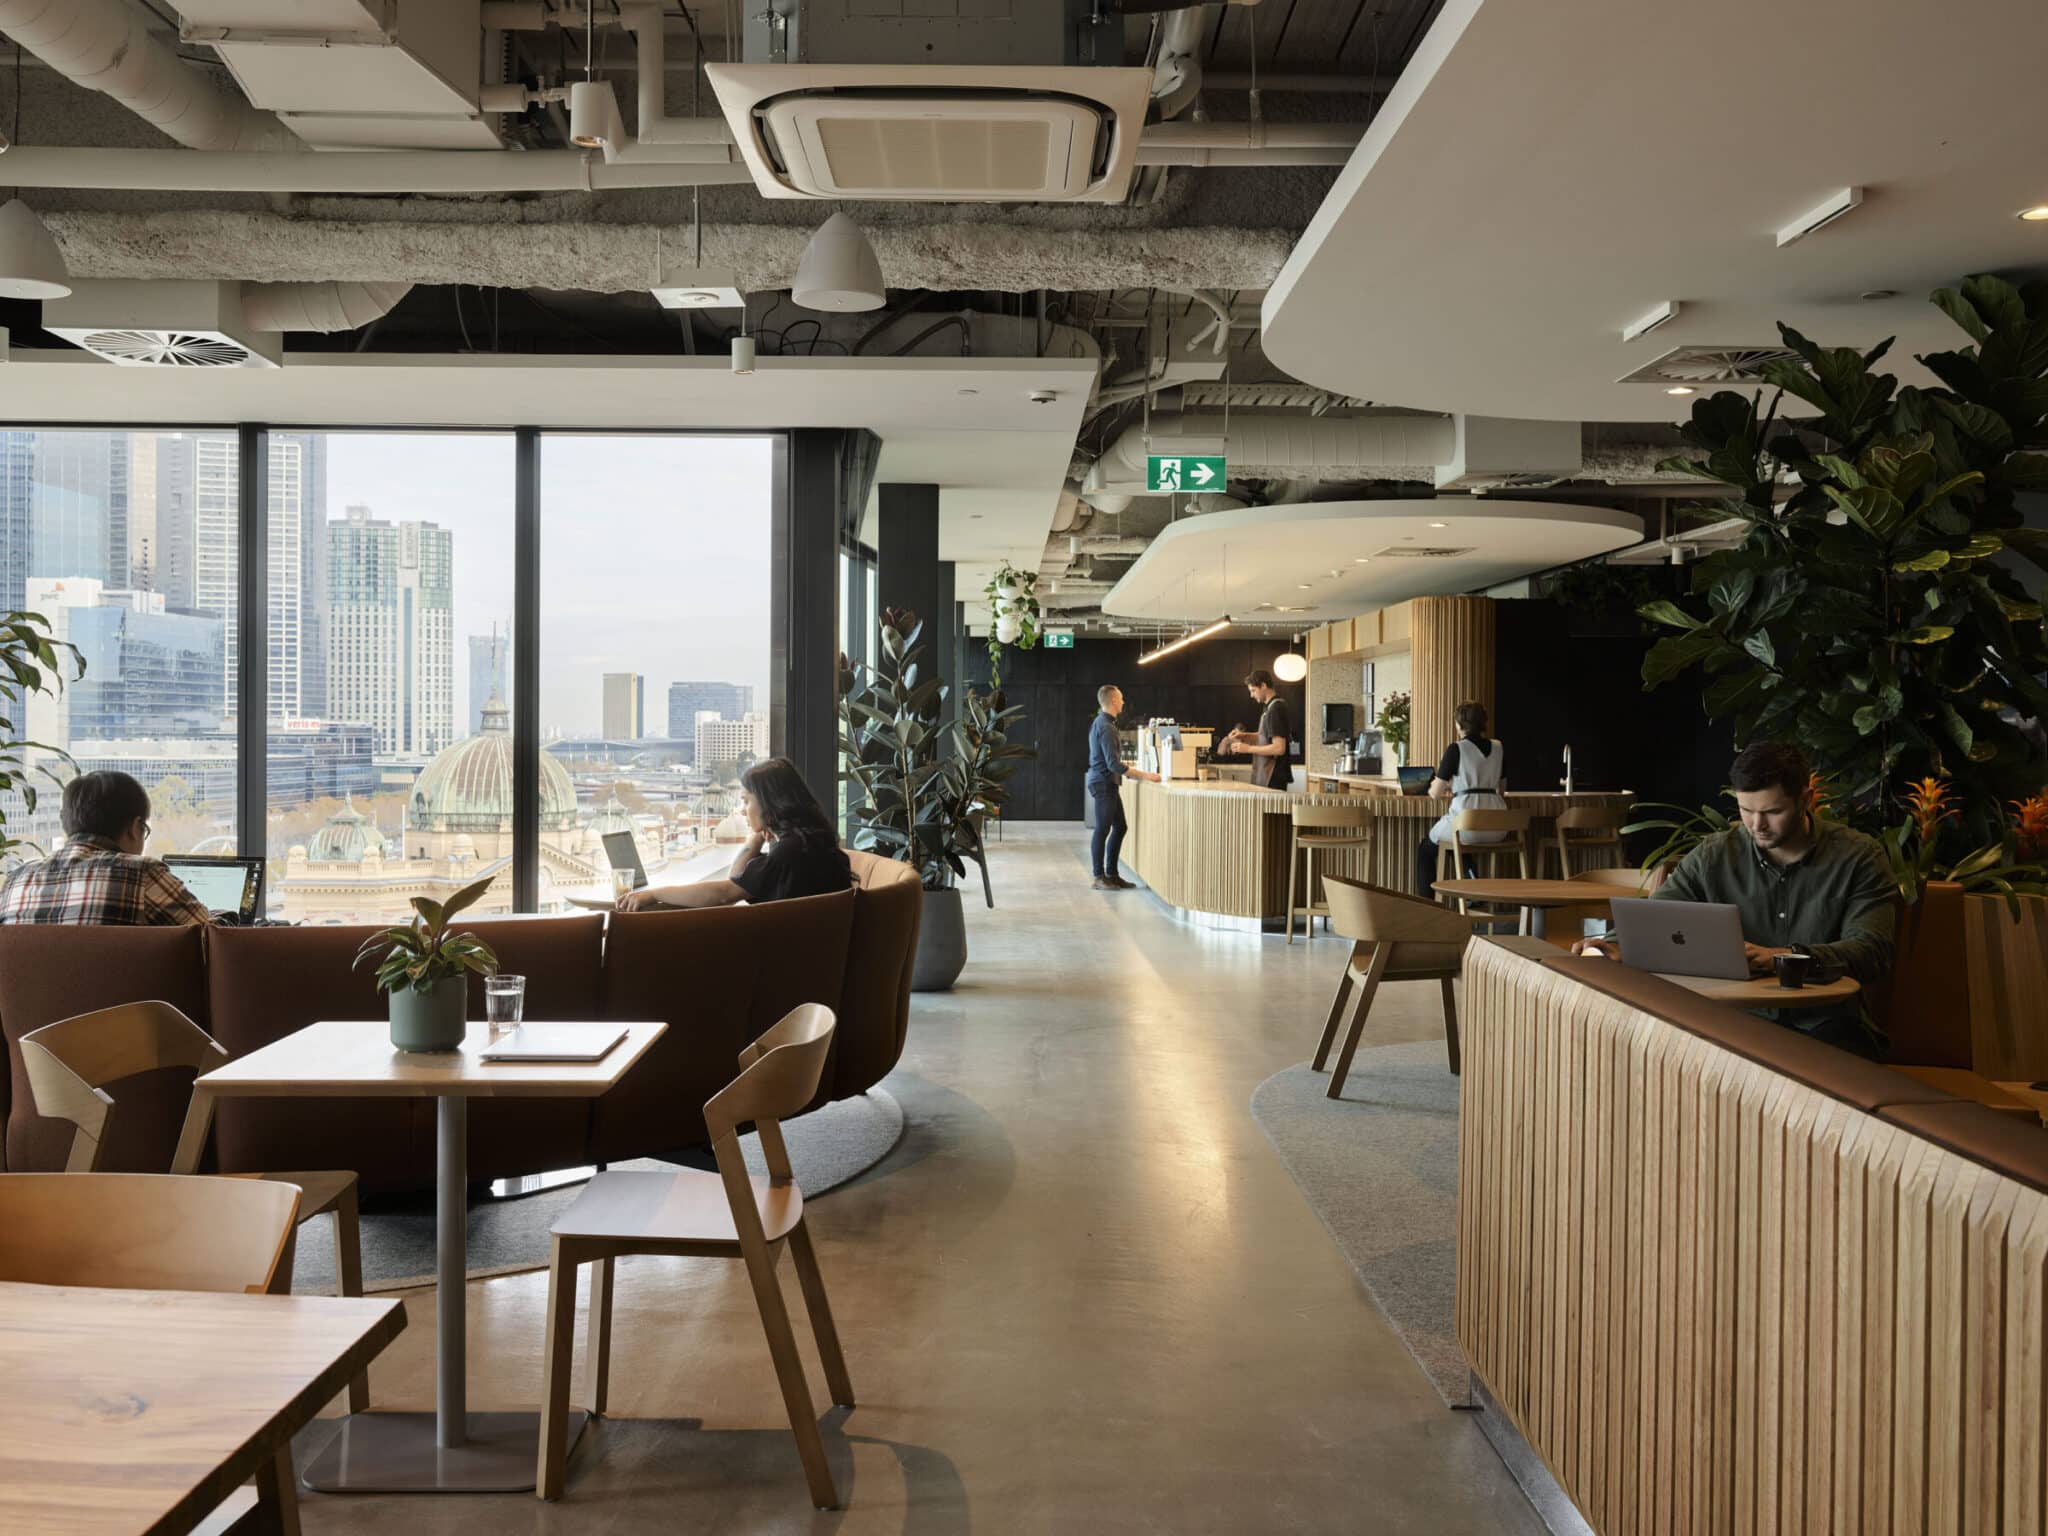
[1415,700,1507,897]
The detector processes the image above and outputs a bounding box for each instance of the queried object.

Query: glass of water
[611,867,635,902]
[484,974,525,1034]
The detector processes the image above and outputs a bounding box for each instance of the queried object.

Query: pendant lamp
[1272,650,1308,684]
[0,199,70,300]
[792,213,885,312]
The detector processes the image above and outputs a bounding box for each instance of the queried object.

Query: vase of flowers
[1376,691,1411,768]
[354,874,499,1051]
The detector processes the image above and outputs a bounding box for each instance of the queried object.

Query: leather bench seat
[0,852,921,1194]
[1542,953,2047,1196]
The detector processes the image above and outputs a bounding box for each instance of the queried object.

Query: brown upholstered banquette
[0,851,921,1193]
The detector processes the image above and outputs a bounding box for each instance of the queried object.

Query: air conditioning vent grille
[1370,545,1475,559]
[54,328,279,369]
[1619,345,1801,386]
[760,90,1104,199]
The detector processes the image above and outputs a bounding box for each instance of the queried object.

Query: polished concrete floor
[301,824,1544,1534]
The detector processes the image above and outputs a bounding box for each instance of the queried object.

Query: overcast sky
[324,433,774,738]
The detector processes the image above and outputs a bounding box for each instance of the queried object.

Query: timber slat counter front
[1120,778,1634,920]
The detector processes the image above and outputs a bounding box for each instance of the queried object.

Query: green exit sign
[1146,454,1226,493]
[1042,631,1074,649]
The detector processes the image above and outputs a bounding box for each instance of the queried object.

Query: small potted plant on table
[354,874,500,1052]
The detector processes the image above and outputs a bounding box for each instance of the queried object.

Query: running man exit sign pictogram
[1146,454,1225,492]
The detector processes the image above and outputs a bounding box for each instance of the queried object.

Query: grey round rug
[291,1085,905,1293]
[1249,1044,1470,1408]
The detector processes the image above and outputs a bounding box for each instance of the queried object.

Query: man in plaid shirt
[0,771,214,926]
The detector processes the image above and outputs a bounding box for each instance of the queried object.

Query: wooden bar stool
[1313,874,1487,1096]
[1550,804,1625,877]
[1438,808,1535,933]
[1286,802,1373,944]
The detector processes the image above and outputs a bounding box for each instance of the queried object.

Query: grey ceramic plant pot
[911,886,967,992]
[388,974,468,1052]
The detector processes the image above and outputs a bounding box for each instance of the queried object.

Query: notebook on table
[478,1025,628,1063]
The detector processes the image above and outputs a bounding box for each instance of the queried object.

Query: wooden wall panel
[1410,595,1495,762]
[1459,938,2048,1536]
[1966,893,2048,1079]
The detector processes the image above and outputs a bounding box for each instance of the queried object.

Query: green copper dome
[588,789,635,838]
[410,693,578,832]
[309,795,378,863]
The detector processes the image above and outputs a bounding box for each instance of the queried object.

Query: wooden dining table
[170,1018,667,1495]
[0,1281,403,1535]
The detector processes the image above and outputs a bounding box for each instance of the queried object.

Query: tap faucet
[1561,743,1574,796]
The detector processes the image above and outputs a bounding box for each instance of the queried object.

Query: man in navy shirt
[1086,685,1159,891]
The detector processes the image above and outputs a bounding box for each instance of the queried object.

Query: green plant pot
[388,975,469,1052]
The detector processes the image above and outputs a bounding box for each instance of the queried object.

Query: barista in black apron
[1221,669,1295,791]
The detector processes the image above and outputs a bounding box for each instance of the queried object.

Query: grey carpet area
[1249,1043,1471,1408]
[291,1084,904,1293]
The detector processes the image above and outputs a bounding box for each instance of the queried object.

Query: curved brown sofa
[0,851,921,1193]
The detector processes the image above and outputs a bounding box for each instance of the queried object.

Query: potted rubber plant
[840,607,1034,990]
[354,873,499,1051]
[0,608,83,860]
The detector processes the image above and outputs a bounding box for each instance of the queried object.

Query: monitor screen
[1322,702,1356,744]
[163,857,259,917]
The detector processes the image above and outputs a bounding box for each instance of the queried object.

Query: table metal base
[301,1410,589,1494]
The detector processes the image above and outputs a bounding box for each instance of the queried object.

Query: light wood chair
[537,1003,854,1508]
[1549,804,1625,877]
[21,1001,370,1411]
[0,1170,305,1533]
[1286,802,1373,944]
[1313,875,1487,1098]
[1438,807,1535,932]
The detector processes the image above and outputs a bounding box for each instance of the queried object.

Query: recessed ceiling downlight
[1666,385,1695,396]
[2020,206,2048,222]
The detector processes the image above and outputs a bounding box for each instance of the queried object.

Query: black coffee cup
[1772,951,1813,990]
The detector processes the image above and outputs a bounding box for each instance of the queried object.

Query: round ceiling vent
[1619,345,1803,386]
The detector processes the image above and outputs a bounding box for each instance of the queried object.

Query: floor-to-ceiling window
[262,433,515,923]
[535,434,775,909]
[1,428,238,860]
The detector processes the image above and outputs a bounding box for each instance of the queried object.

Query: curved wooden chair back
[1290,802,1372,835]
[21,1002,228,1173]
[1455,808,1533,837]
[1322,874,1475,947]
[0,1172,299,1294]
[1557,805,1623,834]
[704,1004,838,1187]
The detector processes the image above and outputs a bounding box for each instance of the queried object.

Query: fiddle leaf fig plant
[840,606,1036,905]
[983,561,1041,688]
[353,874,500,993]
[0,609,84,861]
[1638,276,2048,847]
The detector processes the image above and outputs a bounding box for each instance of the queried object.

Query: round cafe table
[1654,971,1862,1011]
[1432,877,1646,910]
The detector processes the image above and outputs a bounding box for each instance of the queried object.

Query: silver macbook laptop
[600,830,647,890]
[1608,897,1749,981]
[161,854,265,923]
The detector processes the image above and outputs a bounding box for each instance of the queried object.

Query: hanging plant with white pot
[983,560,1041,687]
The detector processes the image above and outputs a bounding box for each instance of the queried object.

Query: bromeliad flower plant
[1876,774,2048,911]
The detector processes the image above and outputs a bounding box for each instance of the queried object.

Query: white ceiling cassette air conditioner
[707,64,1151,202]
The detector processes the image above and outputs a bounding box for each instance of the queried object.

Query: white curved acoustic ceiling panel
[1102,499,1640,623]
[1262,0,2048,422]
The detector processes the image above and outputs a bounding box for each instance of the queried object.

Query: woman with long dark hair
[617,756,852,910]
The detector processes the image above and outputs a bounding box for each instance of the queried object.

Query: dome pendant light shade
[791,213,886,313]
[0,200,70,300]
[1272,651,1308,684]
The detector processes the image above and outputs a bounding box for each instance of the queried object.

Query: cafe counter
[1118,776,1633,921]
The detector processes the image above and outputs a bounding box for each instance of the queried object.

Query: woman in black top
[616,757,852,910]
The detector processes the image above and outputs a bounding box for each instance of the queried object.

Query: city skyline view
[3,427,776,923]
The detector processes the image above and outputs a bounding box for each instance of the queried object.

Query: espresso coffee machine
[1336,728,1384,777]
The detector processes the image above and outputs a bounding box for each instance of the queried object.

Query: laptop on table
[601,830,647,891]
[161,854,265,924]
[1607,897,1749,981]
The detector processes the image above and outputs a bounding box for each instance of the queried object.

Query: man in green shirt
[1576,741,1894,1057]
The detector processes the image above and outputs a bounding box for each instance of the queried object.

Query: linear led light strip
[1138,616,1231,666]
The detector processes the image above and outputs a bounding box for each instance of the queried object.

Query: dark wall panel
[962,637,1306,821]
